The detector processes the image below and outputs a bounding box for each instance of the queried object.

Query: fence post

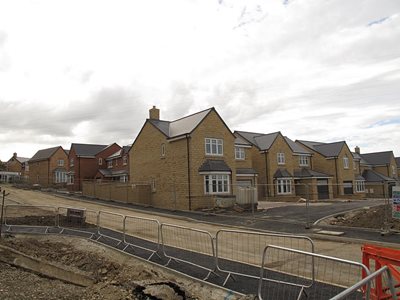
[305,184,311,229]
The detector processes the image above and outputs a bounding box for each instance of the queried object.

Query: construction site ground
[1,185,399,299]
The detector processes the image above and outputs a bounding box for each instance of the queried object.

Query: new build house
[130,106,237,210]
[235,131,333,201]
[28,146,69,187]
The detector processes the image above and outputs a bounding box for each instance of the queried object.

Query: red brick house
[95,146,130,182]
[28,146,69,187]
[67,143,121,191]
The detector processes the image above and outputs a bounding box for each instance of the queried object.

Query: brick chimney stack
[13,152,17,158]
[355,146,360,154]
[149,106,160,120]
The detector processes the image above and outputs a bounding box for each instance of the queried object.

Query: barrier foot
[203,269,220,281]
[296,286,307,300]
[148,251,161,261]
[222,273,236,286]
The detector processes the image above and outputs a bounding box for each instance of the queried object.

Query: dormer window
[235,147,245,160]
[299,156,309,167]
[343,156,349,169]
[205,138,223,156]
[277,153,285,165]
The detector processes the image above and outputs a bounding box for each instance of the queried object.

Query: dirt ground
[325,205,400,231]
[0,235,253,300]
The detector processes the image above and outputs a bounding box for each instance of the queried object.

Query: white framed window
[355,180,365,193]
[277,179,292,195]
[107,160,113,168]
[70,158,74,167]
[343,156,349,169]
[98,158,102,165]
[299,156,309,166]
[123,155,128,165]
[57,159,64,167]
[67,175,74,184]
[277,153,285,165]
[161,143,166,157]
[205,138,223,156]
[55,171,67,183]
[235,147,245,160]
[204,174,230,194]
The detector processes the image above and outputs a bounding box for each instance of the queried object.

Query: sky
[0,0,399,161]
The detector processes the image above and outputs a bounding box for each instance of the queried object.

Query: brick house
[95,146,130,182]
[296,140,360,198]
[28,146,69,187]
[129,106,237,210]
[235,131,332,201]
[5,152,30,181]
[67,143,121,191]
[356,148,399,197]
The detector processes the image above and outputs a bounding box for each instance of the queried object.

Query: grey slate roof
[284,137,311,154]
[273,169,293,178]
[72,143,108,157]
[149,108,213,138]
[235,131,310,154]
[29,146,61,162]
[15,157,30,163]
[98,169,129,177]
[236,168,258,175]
[297,140,346,157]
[360,151,393,166]
[198,160,231,173]
[235,135,252,146]
[362,169,396,182]
[293,168,331,178]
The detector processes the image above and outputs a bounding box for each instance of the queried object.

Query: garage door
[317,179,329,200]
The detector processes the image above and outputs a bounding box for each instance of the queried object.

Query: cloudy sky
[0,0,399,161]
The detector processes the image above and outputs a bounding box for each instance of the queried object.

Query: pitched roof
[15,157,30,163]
[71,143,108,157]
[98,169,129,177]
[362,169,396,182]
[284,137,311,155]
[236,168,258,175]
[149,108,213,138]
[273,168,293,178]
[107,146,130,160]
[198,160,231,173]
[234,135,252,146]
[293,168,332,178]
[297,140,346,157]
[29,146,62,162]
[360,151,393,166]
[235,131,279,151]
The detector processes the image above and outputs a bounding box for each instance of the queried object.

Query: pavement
[53,192,400,246]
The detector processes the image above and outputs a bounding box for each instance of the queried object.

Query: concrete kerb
[50,192,400,250]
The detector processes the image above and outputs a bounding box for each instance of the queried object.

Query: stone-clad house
[356,148,399,197]
[295,140,360,198]
[234,131,333,201]
[129,106,237,210]
[28,146,69,187]
[67,143,121,191]
[95,146,130,182]
[6,152,30,180]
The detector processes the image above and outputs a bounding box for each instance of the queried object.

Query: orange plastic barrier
[362,244,400,299]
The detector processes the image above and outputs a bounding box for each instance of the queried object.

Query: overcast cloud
[0,0,399,160]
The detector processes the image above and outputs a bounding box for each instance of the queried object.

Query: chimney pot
[355,146,360,154]
[13,152,17,158]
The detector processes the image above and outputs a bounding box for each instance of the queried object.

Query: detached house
[95,146,130,182]
[28,146,69,187]
[296,140,361,198]
[4,152,30,182]
[356,148,399,197]
[235,131,333,201]
[130,106,236,210]
[67,143,121,191]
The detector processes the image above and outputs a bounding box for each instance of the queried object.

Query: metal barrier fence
[96,211,125,245]
[258,245,371,300]
[4,204,57,233]
[160,223,217,280]
[331,266,397,300]
[216,229,314,286]
[57,206,99,238]
[123,215,161,260]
